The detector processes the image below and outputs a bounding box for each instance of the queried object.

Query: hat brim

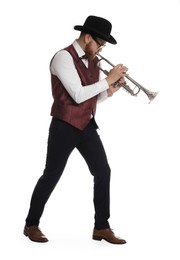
[74,25,117,45]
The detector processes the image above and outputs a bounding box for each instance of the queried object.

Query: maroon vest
[50,44,99,130]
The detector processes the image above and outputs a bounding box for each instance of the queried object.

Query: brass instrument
[97,53,158,103]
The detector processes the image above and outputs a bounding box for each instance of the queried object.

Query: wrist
[107,89,113,97]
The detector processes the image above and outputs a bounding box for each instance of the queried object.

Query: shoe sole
[93,235,126,244]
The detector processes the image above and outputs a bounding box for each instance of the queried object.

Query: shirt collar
[73,40,85,59]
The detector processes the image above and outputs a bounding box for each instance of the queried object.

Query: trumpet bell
[143,89,159,103]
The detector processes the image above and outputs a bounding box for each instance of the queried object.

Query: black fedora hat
[74,15,117,44]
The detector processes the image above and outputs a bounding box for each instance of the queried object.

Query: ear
[84,34,92,44]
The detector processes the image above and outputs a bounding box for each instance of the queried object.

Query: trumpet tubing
[96,53,158,103]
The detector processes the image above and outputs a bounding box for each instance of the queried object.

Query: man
[24,15,128,244]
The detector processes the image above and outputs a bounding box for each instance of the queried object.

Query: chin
[87,54,96,61]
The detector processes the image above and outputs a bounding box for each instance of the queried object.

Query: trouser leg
[25,118,80,226]
[77,127,111,229]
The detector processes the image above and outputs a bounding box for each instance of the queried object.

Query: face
[84,35,106,61]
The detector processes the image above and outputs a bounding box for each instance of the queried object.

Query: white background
[0,0,180,259]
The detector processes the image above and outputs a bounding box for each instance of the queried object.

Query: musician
[24,15,128,244]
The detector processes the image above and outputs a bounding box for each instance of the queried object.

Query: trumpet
[96,53,158,103]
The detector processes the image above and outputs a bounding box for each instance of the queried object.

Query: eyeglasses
[91,36,106,49]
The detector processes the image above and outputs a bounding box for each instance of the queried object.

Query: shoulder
[50,49,73,68]
[52,49,72,60]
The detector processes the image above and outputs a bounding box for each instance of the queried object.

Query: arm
[50,50,109,104]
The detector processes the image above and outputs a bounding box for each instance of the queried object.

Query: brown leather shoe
[93,228,126,244]
[23,225,48,242]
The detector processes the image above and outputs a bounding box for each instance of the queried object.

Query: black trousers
[26,117,111,229]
